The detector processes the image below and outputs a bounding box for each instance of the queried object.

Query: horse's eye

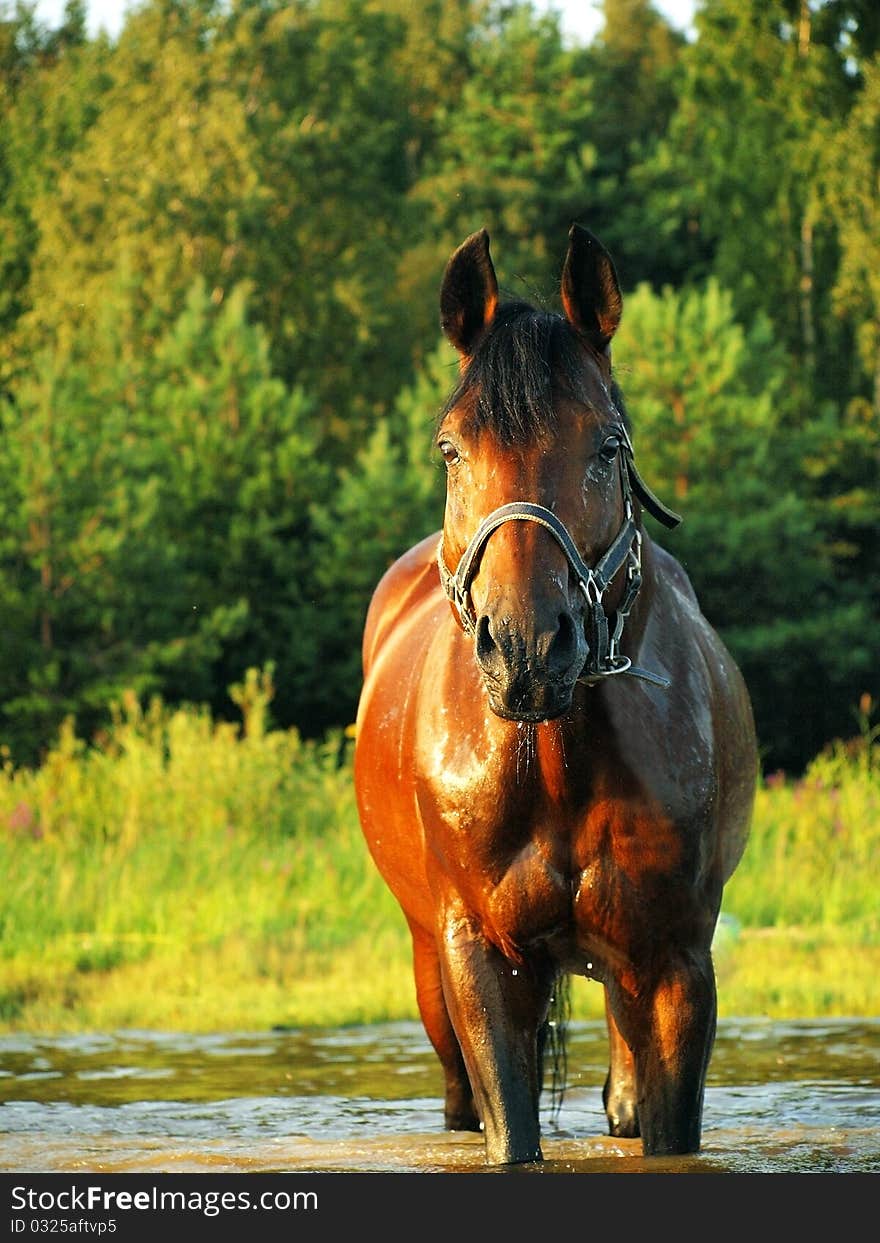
[438,441,460,466]
[599,434,621,462]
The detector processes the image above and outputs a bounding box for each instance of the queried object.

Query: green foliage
[15,1,261,361]
[615,279,878,768]
[0,0,877,772]
[573,0,690,289]
[231,0,419,430]
[822,51,880,411]
[0,277,326,761]
[0,340,161,759]
[136,277,325,729]
[0,0,109,362]
[308,340,451,725]
[416,2,595,302]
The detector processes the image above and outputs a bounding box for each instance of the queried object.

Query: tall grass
[1,676,877,1031]
[723,714,879,929]
[0,672,409,1030]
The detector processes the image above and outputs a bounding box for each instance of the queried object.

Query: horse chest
[415,727,686,969]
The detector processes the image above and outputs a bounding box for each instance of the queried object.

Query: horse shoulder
[361,530,444,675]
[648,537,750,705]
[648,538,700,608]
[644,536,758,875]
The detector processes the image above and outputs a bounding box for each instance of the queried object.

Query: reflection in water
[0,1019,878,1173]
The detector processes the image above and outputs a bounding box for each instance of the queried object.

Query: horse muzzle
[474,607,587,721]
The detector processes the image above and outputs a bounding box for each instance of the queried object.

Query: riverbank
[1,690,877,1033]
[1,922,876,1033]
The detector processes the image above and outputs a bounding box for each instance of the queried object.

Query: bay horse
[354,225,757,1166]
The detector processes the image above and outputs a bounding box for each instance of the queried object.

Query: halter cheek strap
[437,425,680,689]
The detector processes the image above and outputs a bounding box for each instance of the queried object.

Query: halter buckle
[579,573,604,607]
[578,654,632,685]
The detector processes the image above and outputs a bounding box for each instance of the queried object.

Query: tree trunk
[800,213,816,375]
[797,1,815,375]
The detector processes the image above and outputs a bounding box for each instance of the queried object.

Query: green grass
[1,676,877,1032]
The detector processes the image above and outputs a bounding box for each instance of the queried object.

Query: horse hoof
[445,1111,482,1133]
[608,1114,640,1139]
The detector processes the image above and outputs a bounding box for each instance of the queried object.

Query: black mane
[440,300,628,444]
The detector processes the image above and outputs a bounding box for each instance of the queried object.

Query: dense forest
[0,0,877,773]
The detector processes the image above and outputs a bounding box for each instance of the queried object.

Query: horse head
[437,225,655,722]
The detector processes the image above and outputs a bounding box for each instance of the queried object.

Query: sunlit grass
[714,926,880,1019]
[723,716,880,928]
[714,702,879,1018]
[1,677,877,1032]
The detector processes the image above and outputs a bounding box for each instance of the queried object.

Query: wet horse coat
[354,226,757,1165]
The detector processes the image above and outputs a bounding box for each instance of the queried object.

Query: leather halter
[437,423,681,689]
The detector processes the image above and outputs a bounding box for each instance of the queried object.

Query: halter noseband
[437,424,681,689]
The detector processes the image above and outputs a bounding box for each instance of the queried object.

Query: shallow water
[0,1018,877,1173]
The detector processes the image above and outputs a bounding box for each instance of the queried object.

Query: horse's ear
[440,228,499,357]
[561,224,622,352]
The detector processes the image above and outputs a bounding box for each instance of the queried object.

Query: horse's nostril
[475,614,498,663]
[476,610,580,676]
[553,612,577,660]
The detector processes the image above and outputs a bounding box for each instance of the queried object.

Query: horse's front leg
[437,907,553,1166]
[609,949,717,1156]
[406,917,480,1133]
